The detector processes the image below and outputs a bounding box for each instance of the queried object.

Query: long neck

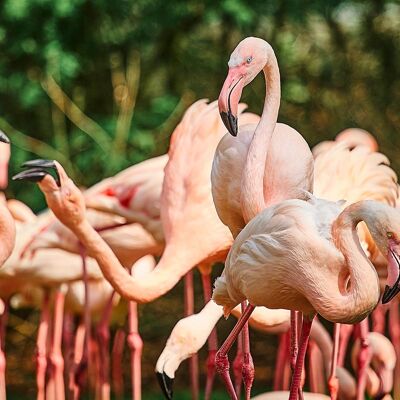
[0,203,15,265]
[316,203,380,323]
[241,52,281,223]
[74,220,201,303]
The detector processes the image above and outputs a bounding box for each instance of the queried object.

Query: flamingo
[213,195,400,400]
[12,99,259,398]
[213,36,313,398]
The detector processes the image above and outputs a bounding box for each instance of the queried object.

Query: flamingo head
[218,37,270,136]
[13,159,87,231]
[0,131,10,190]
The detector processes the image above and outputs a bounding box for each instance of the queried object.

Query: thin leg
[184,270,199,400]
[288,314,315,400]
[62,312,74,396]
[308,340,325,394]
[232,331,243,398]
[49,287,66,400]
[36,291,50,400]
[96,292,115,400]
[215,303,256,400]
[296,313,304,400]
[290,311,299,372]
[112,328,126,400]
[337,324,353,367]
[328,323,340,400]
[201,271,218,400]
[69,321,85,400]
[273,332,290,391]
[389,298,400,400]
[127,301,143,400]
[355,319,371,400]
[0,300,8,400]
[241,303,254,400]
[372,304,387,334]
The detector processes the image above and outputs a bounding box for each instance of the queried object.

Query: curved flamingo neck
[326,202,380,322]
[241,49,281,223]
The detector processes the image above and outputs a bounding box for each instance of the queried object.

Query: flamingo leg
[307,340,325,394]
[0,300,8,400]
[355,318,371,400]
[48,287,66,400]
[241,301,255,400]
[200,271,218,400]
[112,328,126,400]
[273,332,290,391]
[288,314,315,400]
[69,321,86,400]
[337,324,353,367]
[232,331,243,398]
[127,301,142,400]
[95,292,115,400]
[36,291,50,400]
[183,270,199,400]
[328,323,340,400]
[62,312,74,396]
[290,311,299,372]
[372,304,387,334]
[215,303,256,400]
[389,298,400,399]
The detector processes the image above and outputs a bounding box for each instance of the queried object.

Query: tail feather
[212,275,237,319]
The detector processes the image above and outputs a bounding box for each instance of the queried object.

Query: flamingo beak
[218,68,245,136]
[156,371,174,400]
[12,159,61,187]
[0,131,10,144]
[382,241,400,304]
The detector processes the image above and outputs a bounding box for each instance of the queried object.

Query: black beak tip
[156,371,174,400]
[220,111,238,137]
[0,131,10,144]
[21,159,56,169]
[12,169,48,183]
[16,159,61,187]
[382,284,399,304]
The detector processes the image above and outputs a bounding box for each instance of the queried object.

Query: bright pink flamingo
[12,99,259,399]
[213,36,313,399]
[213,195,400,400]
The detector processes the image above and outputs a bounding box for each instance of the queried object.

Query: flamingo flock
[0,36,399,400]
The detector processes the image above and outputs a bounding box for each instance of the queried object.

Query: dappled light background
[1,0,400,398]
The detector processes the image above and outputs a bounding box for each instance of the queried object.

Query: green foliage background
[1,0,400,397]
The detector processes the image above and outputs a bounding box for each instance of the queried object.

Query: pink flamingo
[13,99,258,398]
[213,36,313,399]
[213,195,400,400]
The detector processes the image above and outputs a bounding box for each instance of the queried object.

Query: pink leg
[372,304,387,334]
[289,314,315,400]
[184,270,199,400]
[201,272,218,400]
[328,323,340,400]
[308,340,325,394]
[232,331,243,398]
[127,301,143,400]
[389,298,400,399]
[337,324,353,367]
[273,332,290,391]
[0,300,8,400]
[69,321,85,400]
[355,319,371,400]
[36,291,50,400]
[290,311,299,372]
[241,302,255,400]
[96,292,115,400]
[112,329,126,400]
[62,312,74,394]
[215,303,256,400]
[48,288,66,400]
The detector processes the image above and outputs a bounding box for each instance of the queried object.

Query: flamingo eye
[387,232,394,239]
[246,56,253,64]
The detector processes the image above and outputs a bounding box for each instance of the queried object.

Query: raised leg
[355,319,371,400]
[48,287,66,400]
[127,301,143,400]
[273,332,290,391]
[215,303,256,400]
[0,300,8,400]
[112,328,126,400]
[95,292,115,400]
[37,291,50,400]
[337,324,353,367]
[289,314,315,400]
[389,298,400,400]
[184,270,199,400]
[328,323,340,400]
[200,270,218,400]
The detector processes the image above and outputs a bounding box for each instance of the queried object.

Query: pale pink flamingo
[13,99,259,398]
[213,36,313,399]
[251,392,330,400]
[213,195,400,400]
